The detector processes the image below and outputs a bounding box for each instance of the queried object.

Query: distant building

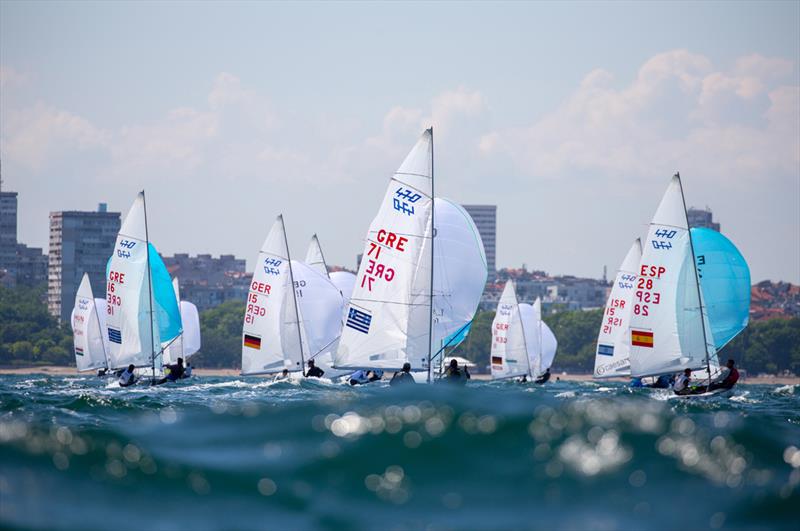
[0,190,18,282]
[480,268,610,312]
[687,207,720,232]
[15,243,47,287]
[462,204,496,272]
[48,205,121,322]
[162,253,251,312]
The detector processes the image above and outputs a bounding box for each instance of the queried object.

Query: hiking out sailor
[647,374,672,389]
[535,367,551,384]
[156,358,185,385]
[182,362,193,379]
[673,368,692,395]
[390,362,415,386]
[444,359,467,384]
[305,359,325,378]
[118,364,136,387]
[709,359,740,391]
[273,369,290,381]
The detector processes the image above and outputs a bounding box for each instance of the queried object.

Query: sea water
[1,375,798,530]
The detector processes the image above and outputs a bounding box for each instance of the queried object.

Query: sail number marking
[359,229,407,292]
[393,188,422,216]
[634,264,667,317]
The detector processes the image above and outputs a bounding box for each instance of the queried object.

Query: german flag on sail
[243,334,262,350]
[631,330,654,348]
[75,347,84,356]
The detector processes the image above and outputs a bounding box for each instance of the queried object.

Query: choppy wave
[1,375,798,530]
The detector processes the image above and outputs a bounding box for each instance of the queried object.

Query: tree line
[2,284,798,375]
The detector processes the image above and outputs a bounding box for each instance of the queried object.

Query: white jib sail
[180,301,201,358]
[334,129,434,371]
[594,239,642,379]
[431,198,488,365]
[491,280,531,379]
[519,301,542,378]
[72,273,108,371]
[94,298,111,356]
[105,193,158,370]
[163,277,184,365]
[292,259,348,377]
[629,175,717,378]
[305,235,330,278]
[241,215,303,375]
[541,320,558,372]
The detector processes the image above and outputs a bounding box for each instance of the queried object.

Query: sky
[1,1,798,283]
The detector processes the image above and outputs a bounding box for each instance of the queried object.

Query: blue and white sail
[691,228,750,350]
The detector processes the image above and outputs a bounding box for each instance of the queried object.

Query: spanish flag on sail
[631,329,654,348]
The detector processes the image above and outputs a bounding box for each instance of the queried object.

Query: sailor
[709,359,740,391]
[390,363,415,386]
[368,370,384,382]
[630,377,644,388]
[518,375,528,384]
[535,368,551,384]
[444,359,467,383]
[348,369,369,386]
[182,362,193,378]
[673,368,692,395]
[97,368,108,377]
[118,364,136,387]
[648,374,672,389]
[156,358,185,385]
[305,359,325,378]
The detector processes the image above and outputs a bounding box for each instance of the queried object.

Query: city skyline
[1,2,798,283]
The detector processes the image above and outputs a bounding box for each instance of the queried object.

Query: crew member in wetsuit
[535,368,551,384]
[156,358,185,385]
[182,363,193,378]
[390,362,415,386]
[673,368,692,395]
[709,359,740,391]
[444,359,467,384]
[647,374,672,389]
[305,359,325,378]
[119,364,136,387]
[273,369,290,382]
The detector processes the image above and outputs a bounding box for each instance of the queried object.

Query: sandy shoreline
[1,365,797,385]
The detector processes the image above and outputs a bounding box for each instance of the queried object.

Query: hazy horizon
[2,1,798,283]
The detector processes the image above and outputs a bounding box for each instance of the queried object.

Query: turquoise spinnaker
[106,244,182,346]
[148,243,183,345]
[691,228,750,350]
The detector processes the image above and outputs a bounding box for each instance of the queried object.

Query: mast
[427,127,435,383]
[676,172,712,385]
[141,190,157,383]
[282,215,306,373]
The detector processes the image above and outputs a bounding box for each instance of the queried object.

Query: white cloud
[479,50,799,185]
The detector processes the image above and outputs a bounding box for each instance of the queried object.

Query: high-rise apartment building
[462,204,497,272]
[0,191,18,281]
[162,253,250,312]
[687,207,721,232]
[47,204,121,322]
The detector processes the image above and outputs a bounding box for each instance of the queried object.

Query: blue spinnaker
[148,243,182,344]
[691,228,750,350]
[443,321,472,350]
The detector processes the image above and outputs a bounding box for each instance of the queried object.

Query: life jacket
[119,369,134,386]
[674,374,689,391]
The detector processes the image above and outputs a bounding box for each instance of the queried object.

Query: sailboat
[333,129,436,380]
[296,236,350,379]
[241,215,305,376]
[491,283,556,381]
[162,277,202,365]
[593,239,642,379]
[71,273,109,372]
[628,174,719,382]
[105,191,183,382]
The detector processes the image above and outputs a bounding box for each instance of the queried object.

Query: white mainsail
[72,273,108,372]
[593,239,642,378]
[305,235,329,278]
[430,198,488,370]
[334,129,434,372]
[519,301,542,378]
[241,215,304,375]
[629,175,717,378]
[105,193,157,370]
[490,281,531,379]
